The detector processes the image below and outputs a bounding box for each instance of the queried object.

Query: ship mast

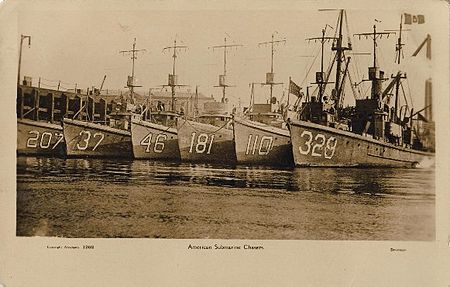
[194,85,199,118]
[211,37,243,103]
[307,25,337,102]
[258,33,285,106]
[393,15,406,122]
[120,38,146,103]
[332,10,352,107]
[18,34,31,86]
[354,24,395,102]
[163,39,188,112]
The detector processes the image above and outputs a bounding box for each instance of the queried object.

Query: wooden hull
[17,119,65,156]
[289,119,435,167]
[130,118,180,160]
[176,118,236,164]
[233,117,293,166]
[63,118,132,158]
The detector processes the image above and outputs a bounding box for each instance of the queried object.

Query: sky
[17,2,437,111]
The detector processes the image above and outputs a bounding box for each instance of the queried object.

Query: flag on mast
[289,79,302,98]
[404,13,425,24]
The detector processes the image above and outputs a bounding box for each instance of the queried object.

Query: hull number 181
[189,132,214,154]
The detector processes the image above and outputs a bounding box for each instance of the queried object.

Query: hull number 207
[26,130,64,150]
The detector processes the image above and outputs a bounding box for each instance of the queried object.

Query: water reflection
[16,156,435,240]
[18,157,435,200]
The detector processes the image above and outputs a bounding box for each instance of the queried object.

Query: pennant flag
[404,13,425,24]
[289,79,302,97]
[417,112,428,122]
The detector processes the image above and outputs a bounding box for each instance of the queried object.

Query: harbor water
[16,156,435,240]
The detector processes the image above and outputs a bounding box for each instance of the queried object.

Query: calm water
[16,156,435,240]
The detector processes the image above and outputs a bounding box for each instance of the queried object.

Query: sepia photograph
[15,4,436,240]
[1,0,449,286]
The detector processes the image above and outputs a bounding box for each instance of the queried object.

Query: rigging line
[405,78,414,108]
[40,83,57,88]
[343,11,361,88]
[344,11,352,50]
[177,117,188,130]
[310,85,319,98]
[348,39,363,89]
[347,18,364,85]
[400,81,410,109]
[300,46,321,87]
[363,85,371,98]
[322,52,337,95]
[185,117,232,134]
[345,59,359,100]
[339,71,347,106]
[22,108,35,118]
[150,120,177,134]
[40,77,60,83]
[333,14,339,40]
[59,80,76,85]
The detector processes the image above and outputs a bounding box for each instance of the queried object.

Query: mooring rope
[183,117,232,134]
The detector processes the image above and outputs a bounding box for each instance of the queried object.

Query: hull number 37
[76,131,105,151]
[298,130,337,159]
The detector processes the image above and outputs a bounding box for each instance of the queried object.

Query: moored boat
[131,111,180,160]
[63,117,132,158]
[16,80,93,157]
[288,10,435,167]
[177,37,240,165]
[130,38,187,160]
[63,38,143,158]
[177,111,235,164]
[17,118,65,156]
[233,33,295,167]
[233,115,292,166]
[233,86,295,166]
[288,119,433,167]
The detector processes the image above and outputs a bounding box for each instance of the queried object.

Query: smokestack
[425,78,432,121]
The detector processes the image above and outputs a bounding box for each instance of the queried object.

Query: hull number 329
[298,130,337,159]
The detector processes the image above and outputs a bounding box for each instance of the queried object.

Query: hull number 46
[140,133,167,153]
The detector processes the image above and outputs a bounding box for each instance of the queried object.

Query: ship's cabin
[348,98,416,147]
[247,103,285,129]
[108,110,134,130]
[148,111,179,128]
[196,101,233,129]
[198,113,233,130]
[299,97,336,126]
